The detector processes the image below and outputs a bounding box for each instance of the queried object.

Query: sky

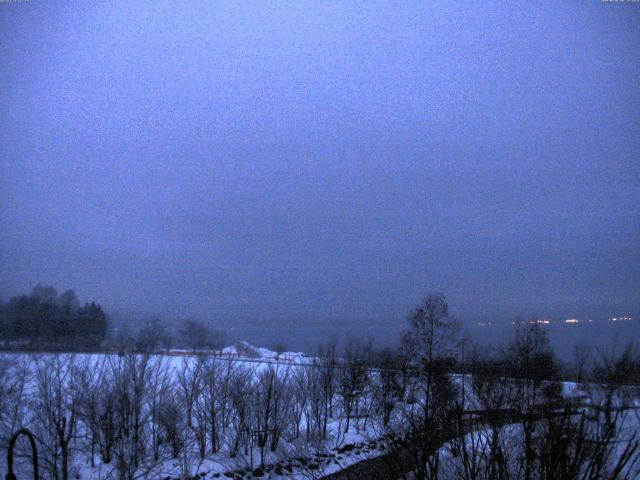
[1,1,638,331]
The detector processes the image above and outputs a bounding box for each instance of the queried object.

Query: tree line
[0,285,108,349]
[0,285,227,352]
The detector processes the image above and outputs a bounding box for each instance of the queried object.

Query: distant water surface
[220,321,640,360]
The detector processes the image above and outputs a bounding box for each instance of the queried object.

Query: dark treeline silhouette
[0,286,227,353]
[0,284,108,349]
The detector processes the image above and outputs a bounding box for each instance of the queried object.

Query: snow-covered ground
[1,344,639,480]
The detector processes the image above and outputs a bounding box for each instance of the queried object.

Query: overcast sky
[1,1,638,328]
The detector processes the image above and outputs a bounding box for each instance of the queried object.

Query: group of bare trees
[432,325,640,480]
[1,292,639,480]
[0,342,402,480]
[381,293,640,480]
[111,319,225,355]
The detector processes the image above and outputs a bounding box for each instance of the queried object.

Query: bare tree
[228,367,253,458]
[32,354,80,480]
[503,323,560,480]
[157,393,185,459]
[303,359,327,442]
[290,366,309,439]
[251,364,292,457]
[201,356,223,453]
[403,292,460,369]
[106,353,154,480]
[177,357,207,457]
[382,293,460,480]
[0,354,30,447]
[204,356,238,452]
[136,319,172,352]
[572,341,592,383]
[318,342,338,437]
[371,348,402,427]
[469,346,514,479]
[179,319,224,352]
[75,357,109,468]
[338,340,371,433]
